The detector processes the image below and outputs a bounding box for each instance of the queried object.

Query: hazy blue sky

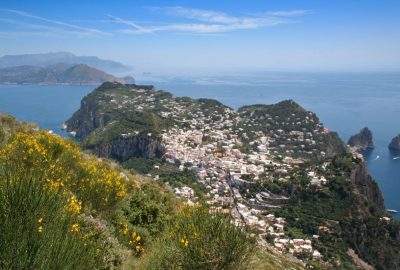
[0,0,399,73]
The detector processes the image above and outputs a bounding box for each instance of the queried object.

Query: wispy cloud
[0,9,108,37]
[111,6,311,34]
[0,7,312,37]
[264,10,313,17]
[107,15,154,34]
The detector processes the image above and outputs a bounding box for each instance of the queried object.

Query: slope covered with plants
[0,114,305,270]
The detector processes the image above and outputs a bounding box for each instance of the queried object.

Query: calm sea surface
[0,72,399,219]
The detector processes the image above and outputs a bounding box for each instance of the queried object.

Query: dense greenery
[123,157,207,197]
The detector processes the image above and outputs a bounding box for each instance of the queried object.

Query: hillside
[66,82,400,269]
[0,52,130,73]
[0,64,135,85]
[0,114,309,270]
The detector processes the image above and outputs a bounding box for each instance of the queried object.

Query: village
[155,97,331,260]
[91,85,345,260]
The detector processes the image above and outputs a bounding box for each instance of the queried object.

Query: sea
[0,72,399,219]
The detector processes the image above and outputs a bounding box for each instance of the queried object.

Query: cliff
[89,135,165,161]
[346,162,400,269]
[388,134,400,150]
[348,127,374,150]
[350,162,385,214]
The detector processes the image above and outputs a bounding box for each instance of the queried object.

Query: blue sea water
[0,72,399,219]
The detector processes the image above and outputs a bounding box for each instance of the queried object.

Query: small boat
[393,156,400,160]
[387,209,398,214]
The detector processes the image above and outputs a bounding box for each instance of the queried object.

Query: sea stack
[388,134,400,150]
[348,127,374,151]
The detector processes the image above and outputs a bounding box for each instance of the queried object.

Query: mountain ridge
[0,64,135,85]
[0,52,130,73]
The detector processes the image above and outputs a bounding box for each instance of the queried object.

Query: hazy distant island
[0,52,130,73]
[0,63,135,85]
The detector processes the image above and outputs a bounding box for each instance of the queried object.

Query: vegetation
[138,206,255,270]
[123,157,207,197]
[269,154,400,269]
[1,115,293,269]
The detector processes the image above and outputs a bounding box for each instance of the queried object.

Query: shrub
[139,206,255,270]
[0,164,100,269]
[0,130,129,211]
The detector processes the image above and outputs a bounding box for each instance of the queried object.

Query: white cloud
[111,6,310,34]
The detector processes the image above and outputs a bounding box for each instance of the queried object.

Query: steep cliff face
[348,127,374,150]
[89,136,165,161]
[345,162,400,269]
[66,83,166,162]
[388,134,400,150]
[350,162,385,215]
[66,99,110,138]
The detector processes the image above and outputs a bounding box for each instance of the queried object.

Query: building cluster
[101,86,334,261]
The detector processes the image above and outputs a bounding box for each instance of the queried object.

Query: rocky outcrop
[66,83,123,138]
[388,134,400,150]
[66,99,110,139]
[348,127,374,151]
[90,136,165,162]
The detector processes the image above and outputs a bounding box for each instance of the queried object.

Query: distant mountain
[0,64,135,85]
[0,52,130,73]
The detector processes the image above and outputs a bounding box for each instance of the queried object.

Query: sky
[0,0,400,73]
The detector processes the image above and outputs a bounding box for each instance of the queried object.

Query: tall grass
[138,206,256,270]
[0,165,99,270]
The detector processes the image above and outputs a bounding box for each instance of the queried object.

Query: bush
[139,206,255,270]
[0,164,101,269]
[0,130,129,211]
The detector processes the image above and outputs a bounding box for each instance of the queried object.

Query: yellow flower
[122,224,129,235]
[181,237,189,247]
[135,235,141,242]
[38,217,43,223]
[71,223,79,233]
[38,226,43,233]
[67,196,82,215]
